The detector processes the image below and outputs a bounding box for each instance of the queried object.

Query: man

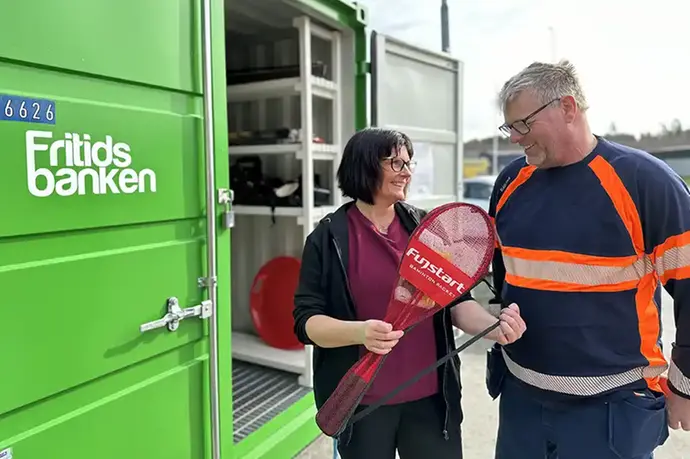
[488,59,690,459]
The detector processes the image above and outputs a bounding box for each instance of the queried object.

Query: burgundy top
[346,205,439,405]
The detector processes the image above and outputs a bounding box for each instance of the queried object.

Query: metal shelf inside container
[228,142,339,160]
[231,331,306,375]
[226,76,337,102]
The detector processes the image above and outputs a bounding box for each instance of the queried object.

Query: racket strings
[418,206,494,276]
[391,206,494,330]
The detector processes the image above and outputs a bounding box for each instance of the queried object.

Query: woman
[293,127,526,459]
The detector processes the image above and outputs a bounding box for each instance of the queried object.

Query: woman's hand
[493,303,527,345]
[361,319,404,355]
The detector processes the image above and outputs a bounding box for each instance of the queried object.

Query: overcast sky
[360,0,690,141]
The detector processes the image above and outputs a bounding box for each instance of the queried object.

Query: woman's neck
[355,200,396,233]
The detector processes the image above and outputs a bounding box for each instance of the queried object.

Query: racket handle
[315,351,388,437]
[351,320,501,425]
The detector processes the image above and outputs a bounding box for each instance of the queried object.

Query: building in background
[463,125,690,182]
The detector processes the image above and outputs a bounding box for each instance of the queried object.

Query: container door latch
[140,297,212,333]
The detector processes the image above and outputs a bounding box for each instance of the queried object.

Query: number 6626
[2,96,55,124]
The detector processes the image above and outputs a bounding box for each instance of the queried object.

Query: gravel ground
[295,285,690,459]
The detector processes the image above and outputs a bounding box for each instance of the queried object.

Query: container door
[370,31,464,210]
[0,1,225,458]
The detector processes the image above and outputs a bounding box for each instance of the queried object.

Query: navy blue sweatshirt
[489,136,690,400]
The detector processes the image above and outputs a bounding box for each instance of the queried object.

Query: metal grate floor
[232,360,312,443]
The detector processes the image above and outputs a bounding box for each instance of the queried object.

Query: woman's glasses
[385,156,417,172]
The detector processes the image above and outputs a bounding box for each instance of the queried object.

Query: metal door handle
[140,297,212,333]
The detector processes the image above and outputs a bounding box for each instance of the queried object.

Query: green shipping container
[0,0,464,458]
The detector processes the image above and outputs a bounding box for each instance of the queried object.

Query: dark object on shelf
[228,128,299,146]
[296,173,331,207]
[227,62,328,85]
[230,155,331,223]
[228,128,328,147]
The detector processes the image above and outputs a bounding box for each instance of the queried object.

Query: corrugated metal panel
[370,32,464,208]
[232,360,312,443]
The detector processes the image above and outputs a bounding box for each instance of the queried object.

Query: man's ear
[560,95,578,123]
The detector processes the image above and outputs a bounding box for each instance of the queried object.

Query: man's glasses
[498,98,561,137]
[385,156,417,172]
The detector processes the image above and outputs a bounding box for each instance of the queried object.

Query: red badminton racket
[315,202,495,437]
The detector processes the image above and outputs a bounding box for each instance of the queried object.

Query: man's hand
[491,303,527,345]
[361,319,404,355]
[663,378,690,431]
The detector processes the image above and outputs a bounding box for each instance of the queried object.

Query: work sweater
[489,136,690,401]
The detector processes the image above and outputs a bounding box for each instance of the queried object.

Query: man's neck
[559,125,598,167]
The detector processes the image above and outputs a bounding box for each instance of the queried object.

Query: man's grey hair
[498,59,589,112]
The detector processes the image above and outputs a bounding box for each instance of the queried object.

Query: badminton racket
[315,202,495,437]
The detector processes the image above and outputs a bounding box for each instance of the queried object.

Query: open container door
[370,30,467,346]
[371,31,464,210]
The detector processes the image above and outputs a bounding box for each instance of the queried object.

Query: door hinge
[139,296,212,333]
[357,61,371,75]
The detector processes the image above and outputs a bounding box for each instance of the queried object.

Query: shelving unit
[228,15,344,388]
[228,142,339,160]
[226,75,338,101]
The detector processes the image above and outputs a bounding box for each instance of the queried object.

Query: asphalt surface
[295,285,690,459]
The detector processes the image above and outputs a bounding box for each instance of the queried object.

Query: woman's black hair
[336,127,414,205]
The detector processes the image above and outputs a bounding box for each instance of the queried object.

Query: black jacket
[293,200,472,439]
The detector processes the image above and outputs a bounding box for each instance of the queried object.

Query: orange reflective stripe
[653,230,690,283]
[496,165,537,214]
[588,157,666,388]
[501,246,653,292]
[504,274,640,292]
[635,273,666,391]
[588,156,645,254]
[660,266,690,284]
[653,230,690,257]
[501,246,639,267]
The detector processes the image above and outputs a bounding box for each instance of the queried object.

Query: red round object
[249,256,305,350]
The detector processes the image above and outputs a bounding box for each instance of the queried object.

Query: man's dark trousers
[494,374,670,459]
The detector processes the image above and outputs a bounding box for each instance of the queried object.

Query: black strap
[481,277,499,297]
[350,318,501,425]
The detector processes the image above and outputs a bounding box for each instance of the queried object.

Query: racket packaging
[315,202,495,437]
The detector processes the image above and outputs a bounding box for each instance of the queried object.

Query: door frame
[205,0,234,457]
